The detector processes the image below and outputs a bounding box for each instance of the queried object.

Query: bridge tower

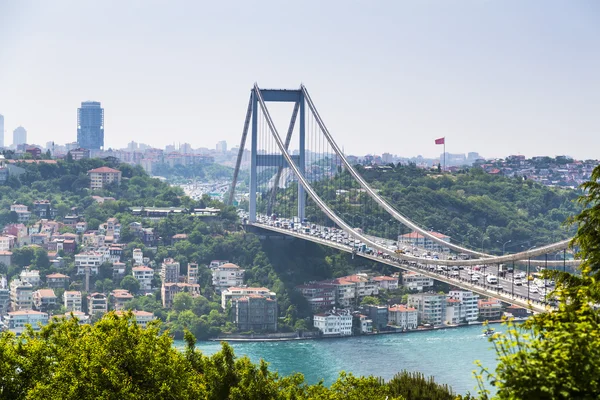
[230,87,306,222]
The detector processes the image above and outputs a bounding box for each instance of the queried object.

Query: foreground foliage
[0,313,470,400]
[476,164,600,399]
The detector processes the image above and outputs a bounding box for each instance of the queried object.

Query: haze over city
[0,0,599,159]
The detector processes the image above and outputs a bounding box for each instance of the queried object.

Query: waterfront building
[448,290,480,322]
[232,295,278,332]
[13,126,27,146]
[160,258,179,284]
[132,266,154,291]
[32,289,57,312]
[407,293,447,326]
[10,278,33,311]
[5,310,48,335]
[64,291,82,312]
[372,275,399,290]
[313,309,352,336]
[357,314,373,333]
[362,304,389,331]
[401,271,434,292]
[296,282,336,310]
[478,299,503,321]
[211,263,245,292]
[388,304,418,330]
[88,167,122,190]
[398,230,451,252]
[445,298,463,324]
[221,286,276,309]
[87,292,108,315]
[77,101,104,150]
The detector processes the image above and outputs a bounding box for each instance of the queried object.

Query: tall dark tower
[77,101,104,150]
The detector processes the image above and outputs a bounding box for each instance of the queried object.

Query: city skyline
[0,1,598,159]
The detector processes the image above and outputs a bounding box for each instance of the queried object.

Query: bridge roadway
[247,221,553,313]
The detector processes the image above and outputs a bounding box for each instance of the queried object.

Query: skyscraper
[0,114,4,148]
[77,101,104,150]
[13,126,27,146]
[216,140,227,153]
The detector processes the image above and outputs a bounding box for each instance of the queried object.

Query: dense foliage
[0,313,471,400]
[476,164,600,399]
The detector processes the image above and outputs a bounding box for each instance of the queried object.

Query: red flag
[435,137,445,145]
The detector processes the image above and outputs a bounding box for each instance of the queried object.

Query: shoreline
[211,319,511,342]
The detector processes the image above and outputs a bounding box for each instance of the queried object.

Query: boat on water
[481,328,498,337]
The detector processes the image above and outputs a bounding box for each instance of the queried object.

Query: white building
[0,236,12,251]
[10,204,31,223]
[187,263,198,284]
[209,260,229,269]
[20,269,41,288]
[398,230,451,252]
[402,271,434,292]
[87,292,108,315]
[10,279,33,311]
[115,310,156,328]
[313,309,353,336]
[75,252,108,275]
[132,266,154,291]
[133,248,144,266]
[448,290,480,322]
[5,310,48,335]
[388,304,418,330]
[160,258,179,283]
[372,275,399,290]
[212,263,245,292]
[358,314,373,333]
[407,293,447,326]
[221,286,276,309]
[64,291,82,312]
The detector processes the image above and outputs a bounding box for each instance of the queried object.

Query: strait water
[174,323,499,395]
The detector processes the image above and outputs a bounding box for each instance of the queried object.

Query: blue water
[174,323,499,395]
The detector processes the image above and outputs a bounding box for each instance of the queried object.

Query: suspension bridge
[228,84,581,313]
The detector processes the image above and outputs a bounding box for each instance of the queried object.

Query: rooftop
[88,166,121,174]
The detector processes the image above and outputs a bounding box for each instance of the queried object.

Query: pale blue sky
[0,0,598,159]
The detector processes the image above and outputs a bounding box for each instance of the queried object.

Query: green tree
[172,292,194,312]
[360,296,381,306]
[119,275,140,295]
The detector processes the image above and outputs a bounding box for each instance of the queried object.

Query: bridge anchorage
[229,83,580,313]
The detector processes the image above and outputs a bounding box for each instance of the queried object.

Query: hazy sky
[0,0,598,159]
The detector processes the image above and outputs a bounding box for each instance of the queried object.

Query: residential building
[398,230,451,252]
[407,293,447,326]
[0,276,10,316]
[75,252,106,275]
[132,266,154,291]
[161,282,200,308]
[10,279,33,311]
[448,290,480,322]
[160,258,179,283]
[10,204,31,223]
[0,251,11,267]
[0,235,13,251]
[209,260,229,269]
[445,298,463,324]
[33,200,54,219]
[478,299,503,321]
[115,310,156,328]
[357,314,373,333]
[69,147,90,160]
[59,311,90,324]
[505,305,529,319]
[33,289,57,312]
[221,287,276,309]
[187,263,198,284]
[212,263,245,292]
[388,304,418,330]
[111,289,134,311]
[313,309,353,336]
[296,283,336,310]
[5,310,48,335]
[88,167,122,190]
[13,126,27,146]
[20,269,41,288]
[372,275,399,291]
[363,305,389,331]
[87,292,108,315]
[133,248,143,265]
[232,295,278,332]
[401,271,434,292]
[77,101,104,150]
[63,291,82,312]
[112,262,126,280]
[46,273,70,289]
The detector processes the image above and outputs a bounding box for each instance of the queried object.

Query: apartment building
[132,266,154,291]
[10,278,33,311]
[478,299,503,321]
[232,295,278,332]
[407,293,447,326]
[33,289,57,312]
[88,167,122,190]
[212,263,245,292]
[372,275,399,290]
[296,283,336,310]
[221,287,276,309]
[313,309,353,336]
[87,292,108,315]
[388,304,418,330]
[5,310,48,335]
[401,271,434,292]
[64,291,82,312]
[160,258,179,283]
[448,290,480,322]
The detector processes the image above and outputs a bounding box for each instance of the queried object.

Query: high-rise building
[0,114,4,148]
[77,101,104,150]
[216,140,227,153]
[13,126,27,146]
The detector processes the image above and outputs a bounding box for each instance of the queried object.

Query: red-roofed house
[372,275,399,290]
[88,167,122,190]
[388,304,418,330]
